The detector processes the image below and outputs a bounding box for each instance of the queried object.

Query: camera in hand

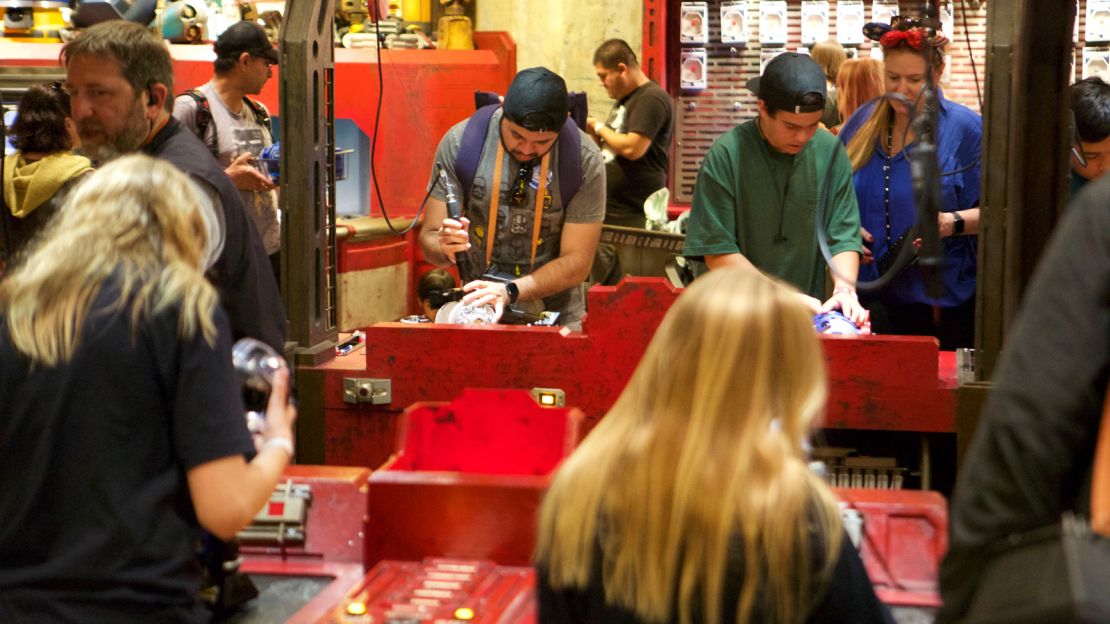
[231,338,286,431]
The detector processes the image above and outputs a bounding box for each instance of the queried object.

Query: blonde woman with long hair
[0,155,296,621]
[839,19,981,349]
[832,58,884,133]
[535,268,890,624]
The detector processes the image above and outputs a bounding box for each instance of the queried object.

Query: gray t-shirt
[426,109,605,325]
[173,81,280,255]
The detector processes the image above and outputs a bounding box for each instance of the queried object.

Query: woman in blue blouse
[840,20,982,349]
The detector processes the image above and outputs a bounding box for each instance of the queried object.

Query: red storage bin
[365,389,583,568]
[835,488,948,608]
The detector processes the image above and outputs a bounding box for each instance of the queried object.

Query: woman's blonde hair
[810,40,847,81]
[536,269,843,624]
[1,154,219,366]
[845,37,947,171]
[836,58,884,127]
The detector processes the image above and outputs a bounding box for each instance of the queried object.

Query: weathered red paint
[336,230,410,274]
[836,487,949,608]
[306,278,956,469]
[241,465,371,565]
[238,466,371,623]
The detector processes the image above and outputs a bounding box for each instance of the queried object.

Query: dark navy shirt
[1070,167,1089,200]
[840,91,982,307]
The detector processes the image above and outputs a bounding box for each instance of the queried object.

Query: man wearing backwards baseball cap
[174,20,281,282]
[684,52,866,323]
[418,67,605,330]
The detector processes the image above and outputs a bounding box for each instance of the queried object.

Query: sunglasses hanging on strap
[484,141,551,274]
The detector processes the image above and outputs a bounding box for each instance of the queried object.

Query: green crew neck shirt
[684,120,861,298]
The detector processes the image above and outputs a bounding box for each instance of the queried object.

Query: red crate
[365,389,582,567]
[835,488,948,608]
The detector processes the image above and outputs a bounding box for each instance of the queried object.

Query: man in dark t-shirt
[587,39,673,285]
[587,38,673,228]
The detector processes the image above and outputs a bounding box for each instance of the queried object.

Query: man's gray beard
[79,100,151,164]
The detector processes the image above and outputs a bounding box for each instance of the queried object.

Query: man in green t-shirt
[684,52,865,323]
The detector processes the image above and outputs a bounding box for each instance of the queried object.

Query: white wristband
[261,435,294,459]
[593,121,606,135]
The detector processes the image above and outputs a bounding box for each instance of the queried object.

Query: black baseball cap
[215,21,279,64]
[502,67,568,133]
[746,52,826,114]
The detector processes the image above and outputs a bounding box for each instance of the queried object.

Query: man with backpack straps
[173,21,281,282]
[419,67,606,331]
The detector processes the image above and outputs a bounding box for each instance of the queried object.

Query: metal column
[279,0,339,366]
[976,0,1076,380]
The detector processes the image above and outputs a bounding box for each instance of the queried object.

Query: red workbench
[299,277,957,469]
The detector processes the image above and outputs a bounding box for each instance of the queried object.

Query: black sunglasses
[509,163,534,208]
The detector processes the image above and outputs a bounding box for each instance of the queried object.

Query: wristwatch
[504,281,520,305]
[952,211,965,235]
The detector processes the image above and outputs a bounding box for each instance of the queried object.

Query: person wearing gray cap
[418,67,606,330]
[683,52,866,325]
[174,20,281,282]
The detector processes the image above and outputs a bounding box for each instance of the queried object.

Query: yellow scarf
[4,151,93,218]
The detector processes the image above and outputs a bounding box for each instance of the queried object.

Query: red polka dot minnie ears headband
[863,16,945,51]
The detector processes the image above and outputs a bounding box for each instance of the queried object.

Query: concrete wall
[476,0,644,123]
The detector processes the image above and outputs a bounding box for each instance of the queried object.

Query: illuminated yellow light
[345,601,368,616]
[530,387,565,407]
[454,607,476,620]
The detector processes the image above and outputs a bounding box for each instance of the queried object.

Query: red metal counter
[311,486,946,622]
[238,465,371,624]
[299,278,957,469]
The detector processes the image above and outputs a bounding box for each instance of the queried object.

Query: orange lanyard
[484,142,550,272]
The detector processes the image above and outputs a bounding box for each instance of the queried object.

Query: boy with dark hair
[416,268,457,320]
[1069,76,1110,195]
[684,52,865,323]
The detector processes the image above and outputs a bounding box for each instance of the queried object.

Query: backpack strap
[456,102,583,206]
[556,117,581,206]
[456,103,499,200]
[242,97,272,135]
[182,89,218,159]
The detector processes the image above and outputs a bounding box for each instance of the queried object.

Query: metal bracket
[343,377,392,405]
[238,480,312,545]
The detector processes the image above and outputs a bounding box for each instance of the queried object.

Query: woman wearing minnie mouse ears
[838,17,982,350]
